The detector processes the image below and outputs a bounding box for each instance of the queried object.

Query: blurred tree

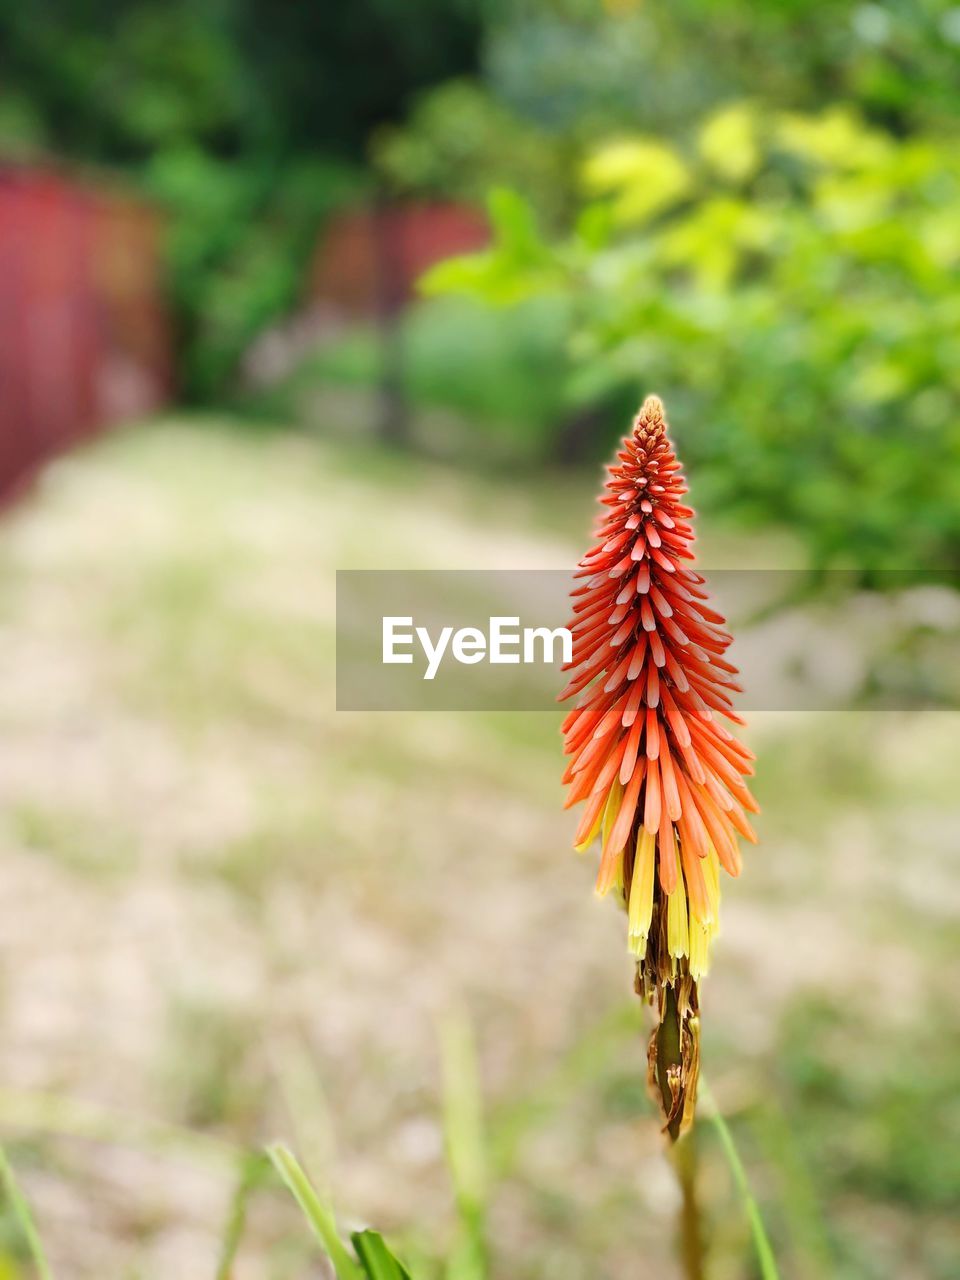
[485,0,960,136]
[372,79,575,225]
[424,105,960,574]
[377,0,960,221]
[0,0,488,161]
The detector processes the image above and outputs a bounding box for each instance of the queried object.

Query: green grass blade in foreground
[215,1151,273,1280]
[351,1229,413,1280]
[266,1142,364,1280]
[439,1011,489,1280]
[0,1139,54,1280]
[699,1082,780,1280]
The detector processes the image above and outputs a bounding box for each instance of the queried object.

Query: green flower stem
[699,1081,780,1280]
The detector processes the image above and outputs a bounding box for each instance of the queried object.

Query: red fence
[308,201,489,318]
[0,165,172,503]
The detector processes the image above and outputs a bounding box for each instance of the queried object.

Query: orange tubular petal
[593,702,628,741]
[586,747,629,806]
[619,719,645,786]
[658,738,683,821]
[573,787,607,846]
[680,836,711,922]
[604,767,645,859]
[646,664,660,708]
[569,728,616,777]
[728,778,761,815]
[660,685,692,747]
[690,784,741,877]
[726,799,758,843]
[643,755,662,834]
[675,734,706,786]
[658,811,678,894]
[626,634,648,679]
[622,680,645,727]
[566,735,624,805]
[674,769,711,860]
[595,843,623,896]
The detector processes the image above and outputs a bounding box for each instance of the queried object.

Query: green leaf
[419,252,501,298]
[440,1011,489,1280]
[775,106,891,171]
[441,1013,487,1220]
[267,1143,364,1280]
[420,186,562,305]
[582,137,692,225]
[575,203,614,251]
[351,1229,413,1280]
[0,1141,53,1280]
[698,102,760,184]
[215,1151,273,1280]
[485,187,543,259]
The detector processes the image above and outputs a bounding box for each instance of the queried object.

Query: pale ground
[0,418,956,1279]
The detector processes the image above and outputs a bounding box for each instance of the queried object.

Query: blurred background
[0,0,958,1276]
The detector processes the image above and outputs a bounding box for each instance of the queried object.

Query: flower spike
[560,396,758,1138]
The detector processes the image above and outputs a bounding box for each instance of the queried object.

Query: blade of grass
[267,1142,363,1280]
[269,1035,337,1192]
[351,1229,412,1280]
[0,1139,54,1280]
[215,1151,272,1280]
[699,1081,780,1280]
[439,1010,488,1280]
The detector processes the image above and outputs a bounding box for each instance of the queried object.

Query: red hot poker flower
[559,396,759,1137]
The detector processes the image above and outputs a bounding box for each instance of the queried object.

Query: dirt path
[0,420,955,1278]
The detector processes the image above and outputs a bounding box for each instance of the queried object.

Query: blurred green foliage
[371,1,960,573]
[305,295,578,459]
[373,79,576,227]
[773,994,960,1279]
[3,0,960,570]
[143,147,359,395]
[424,105,960,572]
[377,0,960,219]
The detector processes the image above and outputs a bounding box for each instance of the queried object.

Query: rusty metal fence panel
[308,201,489,318]
[0,164,173,503]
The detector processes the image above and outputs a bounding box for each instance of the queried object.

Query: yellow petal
[628,827,656,944]
[702,845,722,928]
[601,779,623,853]
[667,871,689,961]
[688,919,711,981]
